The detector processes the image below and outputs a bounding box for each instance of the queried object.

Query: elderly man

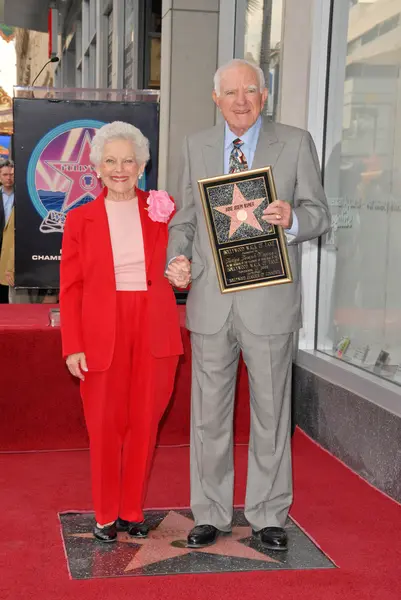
[166,59,330,551]
[0,160,15,303]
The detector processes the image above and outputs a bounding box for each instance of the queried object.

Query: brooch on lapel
[146,190,175,223]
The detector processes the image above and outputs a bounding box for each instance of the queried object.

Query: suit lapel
[84,191,115,282]
[252,120,285,171]
[202,123,225,178]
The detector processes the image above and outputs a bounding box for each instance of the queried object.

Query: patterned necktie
[229,138,249,174]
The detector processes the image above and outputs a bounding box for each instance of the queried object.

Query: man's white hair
[213,59,266,96]
[90,121,150,168]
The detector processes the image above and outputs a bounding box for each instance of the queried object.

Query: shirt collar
[224,115,262,150]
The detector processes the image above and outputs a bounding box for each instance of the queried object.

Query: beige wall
[15,29,56,87]
[159,0,219,196]
[279,0,314,129]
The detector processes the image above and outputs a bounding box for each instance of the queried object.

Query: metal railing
[13,86,160,103]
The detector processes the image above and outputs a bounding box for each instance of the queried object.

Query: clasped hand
[165,255,191,288]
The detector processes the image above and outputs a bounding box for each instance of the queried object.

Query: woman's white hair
[213,59,265,96]
[90,121,150,168]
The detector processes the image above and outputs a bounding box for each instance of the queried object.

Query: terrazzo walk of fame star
[59,509,336,580]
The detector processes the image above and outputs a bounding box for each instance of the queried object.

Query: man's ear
[212,90,220,108]
[261,87,268,109]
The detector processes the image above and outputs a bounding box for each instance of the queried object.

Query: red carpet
[0,305,250,451]
[1,430,400,600]
[2,305,401,599]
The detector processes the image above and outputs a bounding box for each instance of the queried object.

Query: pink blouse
[105,197,147,291]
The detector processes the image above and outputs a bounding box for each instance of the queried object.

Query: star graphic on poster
[214,184,265,238]
[69,511,280,572]
[45,131,99,211]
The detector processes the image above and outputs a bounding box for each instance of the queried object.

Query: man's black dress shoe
[116,517,149,538]
[187,524,228,548]
[252,526,288,551]
[93,522,117,543]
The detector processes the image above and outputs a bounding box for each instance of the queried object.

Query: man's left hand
[262,200,293,230]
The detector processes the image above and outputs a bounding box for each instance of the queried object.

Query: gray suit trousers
[190,298,293,532]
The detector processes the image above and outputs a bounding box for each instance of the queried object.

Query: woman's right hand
[66,352,88,381]
[165,255,191,288]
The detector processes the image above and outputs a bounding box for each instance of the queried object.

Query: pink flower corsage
[146,190,175,223]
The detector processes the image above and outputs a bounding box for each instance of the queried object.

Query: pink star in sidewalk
[214,184,265,238]
[69,511,281,573]
[46,131,101,211]
[124,511,280,571]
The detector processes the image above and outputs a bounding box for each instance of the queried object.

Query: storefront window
[144,0,161,89]
[243,0,282,120]
[318,0,401,385]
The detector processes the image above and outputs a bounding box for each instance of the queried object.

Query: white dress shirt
[2,189,14,225]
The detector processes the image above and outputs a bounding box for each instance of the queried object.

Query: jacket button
[147,280,152,286]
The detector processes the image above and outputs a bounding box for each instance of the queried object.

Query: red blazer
[60,188,183,371]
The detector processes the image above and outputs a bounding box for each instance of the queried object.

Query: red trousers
[80,291,179,525]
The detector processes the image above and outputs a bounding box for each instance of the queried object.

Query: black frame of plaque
[198,167,292,293]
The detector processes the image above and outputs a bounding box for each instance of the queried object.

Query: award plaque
[198,167,292,293]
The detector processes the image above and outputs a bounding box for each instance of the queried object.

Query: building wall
[53,0,160,91]
[294,0,401,504]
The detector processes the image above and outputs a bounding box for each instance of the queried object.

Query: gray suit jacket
[167,119,331,335]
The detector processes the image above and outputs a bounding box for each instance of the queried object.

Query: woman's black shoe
[93,522,117,543]
[116,517,149,538]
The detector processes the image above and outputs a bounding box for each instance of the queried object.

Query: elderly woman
[60,121,183,542]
